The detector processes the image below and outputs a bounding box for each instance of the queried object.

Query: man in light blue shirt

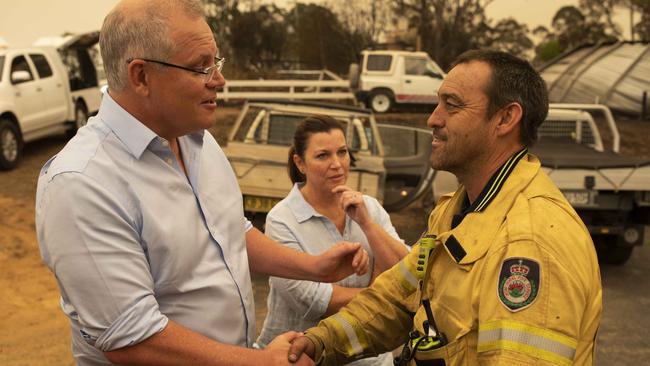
[35,1,367,365]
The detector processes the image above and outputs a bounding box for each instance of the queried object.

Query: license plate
[244,195,280,213]
[562,190,596,207]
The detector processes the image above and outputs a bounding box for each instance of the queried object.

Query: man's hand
[246,229,368,282]
[314,241,369,282]
[288,336,316,364]
[266,332,314,365]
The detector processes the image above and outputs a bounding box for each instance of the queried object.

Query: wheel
[369,90,392,113]
[0,118,22,171]
[67,102,88,138]
[593,235,634,265]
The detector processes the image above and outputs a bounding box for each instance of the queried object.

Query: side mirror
[11,70,32,84]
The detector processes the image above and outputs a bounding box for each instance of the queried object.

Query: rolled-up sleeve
[265,214,333,320]
[36,172,168,351]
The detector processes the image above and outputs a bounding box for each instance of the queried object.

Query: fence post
[642,91,648,121]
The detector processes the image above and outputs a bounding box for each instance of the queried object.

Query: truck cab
[0,32,100,170]
[353,50,445,113]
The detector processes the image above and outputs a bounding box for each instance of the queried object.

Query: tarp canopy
[539,42,650,117]
[33,31,99,49]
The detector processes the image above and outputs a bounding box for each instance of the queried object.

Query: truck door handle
[405,80,412,84]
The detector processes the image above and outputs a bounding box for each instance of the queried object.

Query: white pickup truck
[351,50,446,113]
[430,104,650,265]
[0,32,100,170]
[535,105,650,264]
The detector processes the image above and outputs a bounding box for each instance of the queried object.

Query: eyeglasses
[127,56,225,83]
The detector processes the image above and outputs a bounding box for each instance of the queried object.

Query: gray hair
[99,0,205,91]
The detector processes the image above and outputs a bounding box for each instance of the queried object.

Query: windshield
[0,56,5,82]
[426,59,442,75]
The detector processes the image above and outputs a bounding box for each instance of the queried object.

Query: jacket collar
[430,150,539,266]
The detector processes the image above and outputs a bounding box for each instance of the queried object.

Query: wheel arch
[0,111,24,143]
[73,97,88,112]
[369,87,395,99]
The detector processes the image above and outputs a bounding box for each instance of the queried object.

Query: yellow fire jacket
[305,152,602,365]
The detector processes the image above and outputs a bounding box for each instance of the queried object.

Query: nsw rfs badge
[498,258,540,312]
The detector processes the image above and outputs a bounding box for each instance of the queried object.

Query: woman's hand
[332,185,371,229]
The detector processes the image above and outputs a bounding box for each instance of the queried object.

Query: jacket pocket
[413,335,467,366]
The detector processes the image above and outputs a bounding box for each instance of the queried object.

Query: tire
[369,90,393,113]
[0,118,22,171]
[593,235,634,265]
[67,102,88,138]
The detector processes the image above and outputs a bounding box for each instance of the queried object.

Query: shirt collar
[286,183,323,223]
[97,89,158,159]
[97,88,205,159]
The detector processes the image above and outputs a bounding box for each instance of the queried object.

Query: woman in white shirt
[256,115,409,366]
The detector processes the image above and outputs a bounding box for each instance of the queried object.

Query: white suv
[351,50,446,113]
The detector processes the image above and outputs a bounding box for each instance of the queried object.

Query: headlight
[623,227,640,244]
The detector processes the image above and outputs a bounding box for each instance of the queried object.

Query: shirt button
[162,140,169,147]
[166,158,173,165]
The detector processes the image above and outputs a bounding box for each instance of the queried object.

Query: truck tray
[531,139,650,169]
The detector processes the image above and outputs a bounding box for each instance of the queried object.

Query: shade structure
[539,41,650,117]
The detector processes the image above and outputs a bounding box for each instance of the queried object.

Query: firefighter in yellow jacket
[288,50,602,365]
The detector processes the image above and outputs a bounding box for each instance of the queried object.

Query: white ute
[351,50,446,113]
[0,32,100,170]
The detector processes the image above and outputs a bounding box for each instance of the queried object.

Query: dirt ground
[0,107,648,365]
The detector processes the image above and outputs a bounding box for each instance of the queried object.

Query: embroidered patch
[498,257,540,312]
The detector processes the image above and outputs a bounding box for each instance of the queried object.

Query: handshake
[263,331,317,366]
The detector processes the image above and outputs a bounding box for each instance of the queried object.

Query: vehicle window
[10,55,34,83]
[366,55,392,71]
[233,107,266,142]
[379,126,418,157]
[268,114,304,146]
[538,119,596,146]
[29,53,53,78]
[349,117,378,155]
[404,57,428,76]
[427,59,442,76]
[0,56,4,82]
